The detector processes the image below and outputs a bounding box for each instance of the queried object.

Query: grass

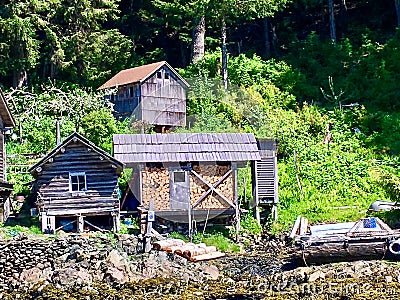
[169,230,241,253]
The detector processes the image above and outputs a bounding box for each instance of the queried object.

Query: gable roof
[98,61,189,90]
[29,132,124,176]
[0,88,16,127]
[113,133,261,165]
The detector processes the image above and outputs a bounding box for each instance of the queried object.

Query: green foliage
[169,231,189,242]
[79,108,119,153]
[192,232,240,253]
[240,212,262,235]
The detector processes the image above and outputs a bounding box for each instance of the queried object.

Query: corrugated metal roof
[98,61,189,90]
[113,133,260,163]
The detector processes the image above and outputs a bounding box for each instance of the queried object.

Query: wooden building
[98,61,189,132]
[0,89,16,223]
[113,133,261,230]
[252,139,279,222]
[29,132,124,233]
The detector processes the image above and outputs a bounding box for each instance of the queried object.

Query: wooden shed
[29,132,124,233]
[252,139,279,222]
[113,133,261,228]
[0,88,16,223]
[98,61,189,132]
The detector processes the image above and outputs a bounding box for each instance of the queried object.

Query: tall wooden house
[29,132,124,233]
[98,61,189,132]
[0,89,15,222]
[113,133,261,228]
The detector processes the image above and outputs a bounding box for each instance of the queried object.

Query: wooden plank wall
[113,84,141,119]
[141,164,232,211]
[141,66,186,126]
[0,117,4,182]
[36,142,119,216]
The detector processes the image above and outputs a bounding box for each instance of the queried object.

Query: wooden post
[188,198,192,241]
[41,212,55,234]
[233,162,240,241]
[112,211,120,233]
[145,200,155,253]
[77,215,84,233]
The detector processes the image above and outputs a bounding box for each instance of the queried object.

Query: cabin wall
[110,84,141,120]
[141,164,232,211]
[141,66,186,127]
[0,117,4,182]
[36,142,119,215]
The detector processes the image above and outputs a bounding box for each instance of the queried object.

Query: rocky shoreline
[0,233,399,299]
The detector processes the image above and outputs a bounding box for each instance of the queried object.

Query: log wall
[0,118,4,182]
[35,141,119,216]
[141,164,233,211]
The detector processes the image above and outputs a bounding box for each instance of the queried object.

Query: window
[69,172,87,192]
[157,71,162,79]
[129,86,134,97]
[165,72,170,80]
[173,171,186,183]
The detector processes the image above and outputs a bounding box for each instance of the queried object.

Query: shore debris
[153,238,225,262]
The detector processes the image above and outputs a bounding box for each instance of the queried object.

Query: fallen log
[190,251,226,262]
[153,239,185,251]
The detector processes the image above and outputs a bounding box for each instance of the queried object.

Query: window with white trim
[69,172,87,192]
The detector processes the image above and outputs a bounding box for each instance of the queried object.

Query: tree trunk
[395,0,400,27]
[221,18,228,90]
[328,0,337,43]
[263,17,271,58]
[191,15,206,64]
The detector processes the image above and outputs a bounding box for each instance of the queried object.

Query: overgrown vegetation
[2,0,400,235]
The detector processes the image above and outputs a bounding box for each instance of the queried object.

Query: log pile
[141,165,234,211]
[190,165,233,209]
[153,238,225,262]
[142,168,170,210]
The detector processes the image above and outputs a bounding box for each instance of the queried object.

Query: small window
[110,94,115,101]
[173,171,186,183]
[165,72,170,80]
[157,71,162,79]
[69,172,87,192]
[129,86,134,97]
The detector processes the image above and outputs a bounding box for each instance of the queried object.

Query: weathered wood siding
[113,84,141,120]
[0,118,4,182]
[140,164,232,211]
[141,66,186,127]
[36,141,119,216]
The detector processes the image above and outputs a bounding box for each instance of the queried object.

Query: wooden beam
[290,215,302,239]
[231,162,240,241]
[191,169,235,208]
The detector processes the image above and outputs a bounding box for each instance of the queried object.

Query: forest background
[2,0,400,233]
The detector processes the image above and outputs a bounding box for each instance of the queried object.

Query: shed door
[169,169,190,210]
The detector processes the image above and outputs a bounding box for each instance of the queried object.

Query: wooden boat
[291,216,400,264]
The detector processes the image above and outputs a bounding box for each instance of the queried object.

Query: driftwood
[153,239,185,251]
[153,238,225,261]
[190,251,226,262]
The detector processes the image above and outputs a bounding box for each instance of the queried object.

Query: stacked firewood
[141,165,234,211]
[142,168,170,210]
[190,165,233,209]
[153,239,225,262]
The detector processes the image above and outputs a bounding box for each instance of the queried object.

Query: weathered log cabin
[0,88,16,223]
[252,139,279,222]
[29,132,124,233]
[113,133,261,228]
[98,61,189,132]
